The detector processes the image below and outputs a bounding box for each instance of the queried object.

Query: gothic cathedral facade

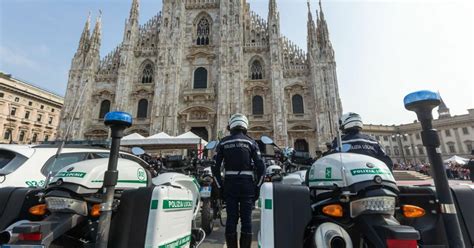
[59,0,342,154]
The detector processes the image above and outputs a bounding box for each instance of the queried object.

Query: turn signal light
[29,204,47,216]
[402,205,425,218]
[90,204,101,217]
[322,204,343,217]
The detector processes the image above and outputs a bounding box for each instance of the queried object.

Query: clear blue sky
[1,0,473,125]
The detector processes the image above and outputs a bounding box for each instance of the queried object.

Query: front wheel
[201,199,214,235]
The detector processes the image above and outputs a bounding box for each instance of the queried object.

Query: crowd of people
[393,160,472,181]
[445,161,471,181]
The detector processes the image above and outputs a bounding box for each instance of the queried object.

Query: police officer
[330,112,394,170]
[212,114,265,248]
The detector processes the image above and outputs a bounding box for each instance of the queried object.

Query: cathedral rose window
[196,17,210,45]
[141,64,154,84]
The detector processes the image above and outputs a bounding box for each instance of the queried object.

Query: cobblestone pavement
[198,210,260,248]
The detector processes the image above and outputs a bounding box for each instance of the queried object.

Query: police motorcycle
[197,141,226,235]
[259,136,309,185]
[259,144,421,247]
[259,91,474,248]
[131,146,217,237]
[0,112,205,248]
[256,136,283,183]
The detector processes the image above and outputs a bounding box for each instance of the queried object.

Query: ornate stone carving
[190,111,208,120]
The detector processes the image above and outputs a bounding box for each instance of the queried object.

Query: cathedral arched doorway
[294,139,309,152]
[190,127,209,142]
[189,127,209,158]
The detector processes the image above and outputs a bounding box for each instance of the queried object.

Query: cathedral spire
[269,0,279,20]
[89,11,102,52]
[307,0,317,51]
[316,0,332,52]
[319,0,325,20]
[307,0,313,22]
[128,0,140,25]
[268,0,280,36]
[77,12,91,52]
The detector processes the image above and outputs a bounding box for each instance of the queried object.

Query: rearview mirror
[131,147,145,156]
[261,136,274,145]
[206,141,218,150]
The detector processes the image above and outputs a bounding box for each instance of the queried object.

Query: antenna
[43,79,91,188]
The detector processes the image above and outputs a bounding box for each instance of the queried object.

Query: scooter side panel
[145,185,194,248]
[259,183,274,248]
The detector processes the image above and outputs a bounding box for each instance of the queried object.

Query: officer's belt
[225,171,254,177]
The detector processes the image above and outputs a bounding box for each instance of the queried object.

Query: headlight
[46,197,88,216]
[350,196,395,218]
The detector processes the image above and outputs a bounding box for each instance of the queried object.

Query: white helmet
[339,112,363,131]
[266,165,282,175]
[228,113,249,130]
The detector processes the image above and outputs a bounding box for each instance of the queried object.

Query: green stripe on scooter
[265,199,272,210]
[151,200,159,210]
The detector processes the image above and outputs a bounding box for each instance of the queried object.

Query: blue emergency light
[104,111,133,127]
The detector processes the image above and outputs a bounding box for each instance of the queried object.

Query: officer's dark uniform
[331,130,394,170]
[212,130,265,246]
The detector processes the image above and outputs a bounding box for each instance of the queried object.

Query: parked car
[0,144,147,188]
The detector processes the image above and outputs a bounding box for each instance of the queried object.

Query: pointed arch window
[252,95,264,115]
[141,64,154,84]
[196,17,210,45]
[137,99,148,118]
[99,100,110,119]
[250,60,264,80]
[194,67,208,89]
[292,94,304,114]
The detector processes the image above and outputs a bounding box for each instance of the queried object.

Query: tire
[201,198,214,235]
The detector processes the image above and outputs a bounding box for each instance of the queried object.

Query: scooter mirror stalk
[96,111,132,248]
[404,90,465,248]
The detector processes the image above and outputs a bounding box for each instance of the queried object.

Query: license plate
[200,186,211,198]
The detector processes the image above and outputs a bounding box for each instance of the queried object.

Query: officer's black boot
[225,233,238,248]
[239,232,252,248]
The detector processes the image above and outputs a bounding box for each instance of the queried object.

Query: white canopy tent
[148,132,172,139]
[122,133,146,141]
[121,131,207,150]
[444,155,469,165]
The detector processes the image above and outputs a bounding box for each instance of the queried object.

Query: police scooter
[197,141,226,235]
[260,136,307,185]
[259,126,421,247]
[0,112,205,247]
